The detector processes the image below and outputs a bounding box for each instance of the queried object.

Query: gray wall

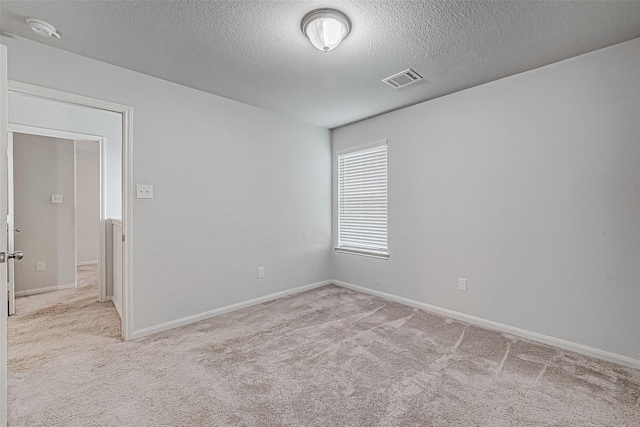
[13,133,76,293]
[331,38,640,361]
[75,140,100,264]
[9,33,636,363]
[2,36,332,334]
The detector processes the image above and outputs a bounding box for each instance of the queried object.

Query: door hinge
[122,235,125,242]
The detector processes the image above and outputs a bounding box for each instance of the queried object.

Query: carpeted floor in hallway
[8,264,120,372]
[7,279,640,426]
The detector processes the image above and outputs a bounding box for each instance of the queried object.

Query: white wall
[13,133,76,293]
[331,38,640,361]
[75,140,100,264]
[1,36,332,334]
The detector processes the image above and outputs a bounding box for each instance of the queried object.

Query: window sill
[334,247,389,260]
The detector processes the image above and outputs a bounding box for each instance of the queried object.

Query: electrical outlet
[136,184,154,199]
[257,267,265,279]
[36,261,46,271]
[51,194,63,204]
[458,278,467,292]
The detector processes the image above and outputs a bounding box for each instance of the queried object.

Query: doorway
[7,131,108,315]
[7,133,121,375]
[5,81,133,340]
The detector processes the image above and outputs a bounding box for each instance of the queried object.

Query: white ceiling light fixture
[26,18,60,39]
[301,8,351,52]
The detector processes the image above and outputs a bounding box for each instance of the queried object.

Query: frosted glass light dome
[301,9,351,52]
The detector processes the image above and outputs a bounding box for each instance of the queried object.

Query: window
[336,141,388,259]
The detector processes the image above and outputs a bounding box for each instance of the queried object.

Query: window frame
[335,140,389,260]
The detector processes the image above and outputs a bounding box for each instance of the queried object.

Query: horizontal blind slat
[340,150,386,161]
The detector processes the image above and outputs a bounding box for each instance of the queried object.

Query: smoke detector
[382,69,423,89]
[26,18,60,39]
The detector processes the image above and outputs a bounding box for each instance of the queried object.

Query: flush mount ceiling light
[301,8,351,52]
[26,18,60,39]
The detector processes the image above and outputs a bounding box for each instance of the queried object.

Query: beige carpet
[7,279,640,426]
[8,265,121,372]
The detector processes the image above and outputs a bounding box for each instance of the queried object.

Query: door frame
[6,132,13,316]
[8,125,106,306]
[1,43,8,427]
[7,81,134,341]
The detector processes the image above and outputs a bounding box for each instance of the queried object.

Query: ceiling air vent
[382,69,423,89]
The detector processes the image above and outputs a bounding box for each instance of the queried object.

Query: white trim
[73,141,78,304]
[335,139,387,156]
[15,283,77,297]
[1,44,9,427]
[7,81,131,114]
[97,136,107,304]
[332,280,640,371]
[8,80,134,341]
[131,280,332,339]
[77,260,99,266]
[122,98,133,342]
[6,132,14,316]
[7,124,103,142]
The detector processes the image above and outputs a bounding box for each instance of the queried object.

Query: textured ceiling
[2,1,640,129]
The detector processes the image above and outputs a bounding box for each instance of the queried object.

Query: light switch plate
[136,184,153,199]
[51,194,63,204]
[36,261,45,271]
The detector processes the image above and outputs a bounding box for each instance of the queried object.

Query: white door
[1,43,10,427]
[6,133,14,316]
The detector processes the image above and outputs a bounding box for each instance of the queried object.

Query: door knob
[8,251,23,261]
[14,228,21,233]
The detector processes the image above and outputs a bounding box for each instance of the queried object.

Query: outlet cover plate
[458,278,467,292]
[136,184,153,199]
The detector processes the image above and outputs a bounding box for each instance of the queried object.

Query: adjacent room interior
[7,132,121,378]
[0,1,639,426]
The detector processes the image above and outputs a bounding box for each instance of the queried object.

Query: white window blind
[337,141,388,258]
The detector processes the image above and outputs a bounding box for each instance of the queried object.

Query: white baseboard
[77,260,98,266]
[15,283,77,297]
[129,278,639,370]
[131,280,332,340]
[332,280,640,371]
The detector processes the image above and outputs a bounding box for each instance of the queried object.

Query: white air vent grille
[382,69,423,89]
